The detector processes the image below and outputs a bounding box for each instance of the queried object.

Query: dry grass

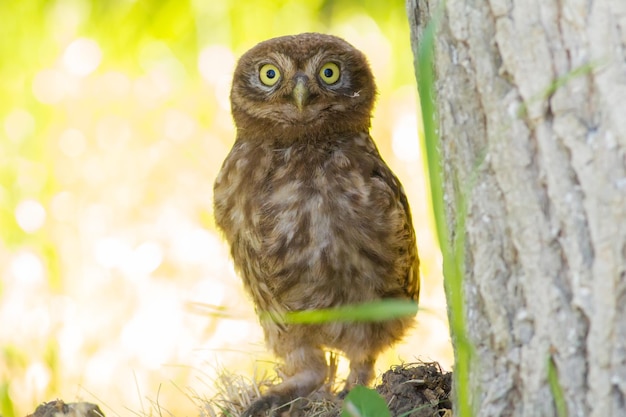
[200,354,344,417]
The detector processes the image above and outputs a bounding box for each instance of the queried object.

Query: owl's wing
[394,164,420,303]
[363,134,420,304]
[398,186,420,303]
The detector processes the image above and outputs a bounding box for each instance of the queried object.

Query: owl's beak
[292,77,309,111]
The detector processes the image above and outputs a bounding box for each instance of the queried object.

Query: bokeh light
[15,200,47,234]
[9,251,46,286]
[0,1,452,416]
[58,128,87,158]
[4,109,36,143]
[62,38,102,77]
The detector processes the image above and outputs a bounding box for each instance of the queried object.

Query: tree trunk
[407,1,626,416]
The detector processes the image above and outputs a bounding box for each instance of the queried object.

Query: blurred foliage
[0,0,414,251]
[0,1,448,417]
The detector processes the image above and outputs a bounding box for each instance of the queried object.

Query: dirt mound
[27,400,104,417]
[202,361,452,417]
[376,362,452,417]
[25,362,453,417]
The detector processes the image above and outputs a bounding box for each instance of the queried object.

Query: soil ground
[376,362,452,417]
[26,362,452,417]
[27,400,104,417]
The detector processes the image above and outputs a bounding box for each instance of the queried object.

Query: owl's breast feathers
[213,132,419,313]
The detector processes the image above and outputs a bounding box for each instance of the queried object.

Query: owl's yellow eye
[319,62,340,84]
[259,64,281,86]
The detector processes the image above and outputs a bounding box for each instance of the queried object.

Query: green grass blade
[548,355,568,417]
[261,299,418,325]
[414,3,474,416]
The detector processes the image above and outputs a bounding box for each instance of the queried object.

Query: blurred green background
[0,1,450,416]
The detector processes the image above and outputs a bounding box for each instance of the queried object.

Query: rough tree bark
[407,1,626,416]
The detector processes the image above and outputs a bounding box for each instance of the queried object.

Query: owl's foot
[242,394,307,417]
[337,388,350,399]
[335,355,376,400]
[241,394,282,417]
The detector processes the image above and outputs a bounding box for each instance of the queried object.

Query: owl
[213,33,419,416]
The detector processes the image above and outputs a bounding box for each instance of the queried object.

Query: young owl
[213,33,419,416]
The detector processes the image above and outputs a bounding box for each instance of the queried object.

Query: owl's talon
[337,388,350,400]
[242,394,289,417]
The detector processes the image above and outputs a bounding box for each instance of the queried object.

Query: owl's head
[230,33,376,142]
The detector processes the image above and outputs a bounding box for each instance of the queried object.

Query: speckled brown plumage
[213,33,419,417]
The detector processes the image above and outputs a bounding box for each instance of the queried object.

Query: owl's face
[230,33,376,142]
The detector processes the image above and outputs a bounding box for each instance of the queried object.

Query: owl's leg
[243,346,327,417]
[338,355,376,398]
